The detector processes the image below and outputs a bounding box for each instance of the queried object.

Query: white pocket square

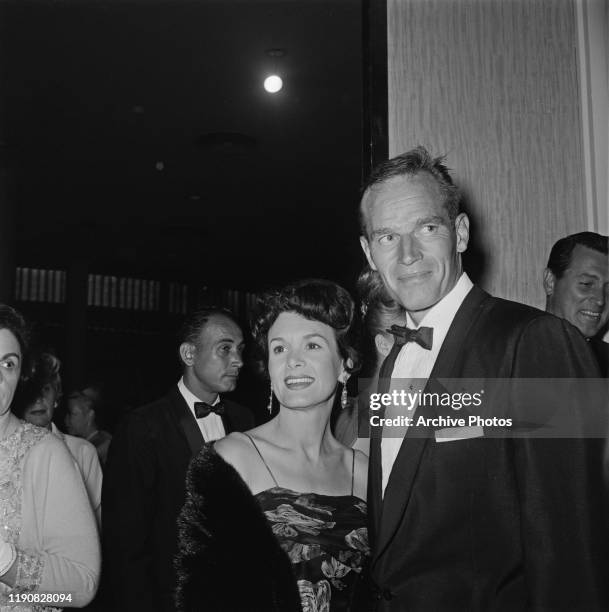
[435,425,484,442]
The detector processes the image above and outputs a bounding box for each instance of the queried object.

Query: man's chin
[579,324,602,339]
[395,295,437,315]
[574,315,605,339]
[220,379,238,392]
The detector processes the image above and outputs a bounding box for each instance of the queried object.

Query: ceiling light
[264,75,283,93]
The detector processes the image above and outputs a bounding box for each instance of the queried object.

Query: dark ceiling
[1,0,364,290]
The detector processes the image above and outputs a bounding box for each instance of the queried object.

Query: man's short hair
[360,145,461,235]
[178,307,240,347]
[546,232,609,278]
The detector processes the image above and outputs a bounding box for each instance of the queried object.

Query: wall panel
[387,0,586,307]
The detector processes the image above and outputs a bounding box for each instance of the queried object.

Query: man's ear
[374,333,393,358]
[455,212,470,254]
[360,236,377,271]
[543,268,555,296]
[179,342,196,367]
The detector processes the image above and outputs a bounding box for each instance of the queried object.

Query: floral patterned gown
[244,434,369,612]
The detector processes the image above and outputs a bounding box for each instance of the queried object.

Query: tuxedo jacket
[589,336,609,377]
[368,286,608,611]
[101,387,254,612]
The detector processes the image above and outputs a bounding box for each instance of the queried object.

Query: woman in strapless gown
[176,279,369,612]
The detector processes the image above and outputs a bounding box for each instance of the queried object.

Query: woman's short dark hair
[0,304,29,362]
[251,279,360,378]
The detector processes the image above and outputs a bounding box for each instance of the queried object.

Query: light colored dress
[50,424,102,526]
[0,422,100,611]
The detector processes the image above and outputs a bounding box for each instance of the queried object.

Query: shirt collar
[405,272,474,339]
[177,377,220,410]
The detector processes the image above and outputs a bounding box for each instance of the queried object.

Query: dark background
[0,0,366,423]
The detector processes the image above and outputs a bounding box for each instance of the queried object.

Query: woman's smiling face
[267,312,345,411]
[0,328,22,418]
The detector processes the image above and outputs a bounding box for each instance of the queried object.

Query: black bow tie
[386,324,433,350]
[194,400,225,419]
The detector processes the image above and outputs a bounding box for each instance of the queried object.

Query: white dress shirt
[381,273,473,494]
[177,378,226,442]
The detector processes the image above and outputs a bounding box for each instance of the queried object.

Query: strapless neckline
[254,485,366,504]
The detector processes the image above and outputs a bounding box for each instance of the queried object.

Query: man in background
[544,231,609,375]
[102,307,254,612]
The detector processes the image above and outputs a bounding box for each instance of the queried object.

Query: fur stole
[175,443,302,612]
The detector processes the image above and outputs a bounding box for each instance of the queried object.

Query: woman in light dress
[0,305,99,611]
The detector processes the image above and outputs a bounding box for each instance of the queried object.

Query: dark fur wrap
[175,444,302,612]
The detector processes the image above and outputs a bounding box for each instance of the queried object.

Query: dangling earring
[341,382,348,409]
[267,383,274,415]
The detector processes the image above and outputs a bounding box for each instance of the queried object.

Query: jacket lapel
[368,340,405,543]
[220,410,233,434]
[372,286,489,563]
[169,388,205,457]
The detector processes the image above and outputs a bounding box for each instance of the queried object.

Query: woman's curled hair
[251,279,360,378]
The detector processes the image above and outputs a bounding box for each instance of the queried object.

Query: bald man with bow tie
[102,308,254,612]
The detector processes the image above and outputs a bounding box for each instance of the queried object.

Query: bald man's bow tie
[194,400,225,419]
[386,324,433,350]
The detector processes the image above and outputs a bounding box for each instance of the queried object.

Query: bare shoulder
[215,427,276,492]
[213,431,253,471]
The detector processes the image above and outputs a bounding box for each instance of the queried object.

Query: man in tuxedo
[544,231,609,375]
[102,308,254,611]
[359,146,607,610]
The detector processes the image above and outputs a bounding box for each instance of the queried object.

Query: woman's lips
[284,376,314,390]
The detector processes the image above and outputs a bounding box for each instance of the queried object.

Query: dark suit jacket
[101,386,254,612]
[589,336,609,376]
[368,286,608,611]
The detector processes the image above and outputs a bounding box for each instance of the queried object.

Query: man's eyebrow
[369,226,395,238]
[216,337,239,344]
[416,215,446,226]
[369,216,447,238]
[0,352,20,361]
